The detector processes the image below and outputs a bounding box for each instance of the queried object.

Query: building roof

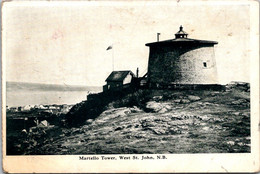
[146,25,218,47]
[145,37,218,47]
[175,30,188,35]
[106,71,134,82]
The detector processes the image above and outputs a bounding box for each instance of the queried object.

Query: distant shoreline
[6,81,102,92]
[6,90,93,108]
[6,103,73,117]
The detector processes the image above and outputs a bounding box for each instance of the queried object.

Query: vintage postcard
[2,0,259,173]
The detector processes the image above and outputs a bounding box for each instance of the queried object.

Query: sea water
[6,90,95,107]
[6,82,102,107]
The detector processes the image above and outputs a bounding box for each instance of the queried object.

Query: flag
[106,45,113,50]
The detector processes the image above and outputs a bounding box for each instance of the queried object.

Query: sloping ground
[24,86,250,154]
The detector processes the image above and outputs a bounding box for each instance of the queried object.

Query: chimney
[136,67,139,78]
[157,33,160,42]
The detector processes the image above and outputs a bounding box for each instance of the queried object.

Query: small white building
[103,70,135,91]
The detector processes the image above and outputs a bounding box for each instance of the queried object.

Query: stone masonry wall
[148,45,218,85]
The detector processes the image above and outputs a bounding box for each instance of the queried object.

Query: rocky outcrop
[65,82,249,127]
[30,83,249,154]
[9,82,250,154]
[65,87,138,127]
[29,90,250,154]
[226,81,250,92]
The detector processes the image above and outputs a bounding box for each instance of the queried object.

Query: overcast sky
[3,1,251,86]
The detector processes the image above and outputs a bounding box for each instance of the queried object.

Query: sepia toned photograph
[2,0,259,173]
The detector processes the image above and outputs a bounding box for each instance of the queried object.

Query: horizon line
[6,81,102,87]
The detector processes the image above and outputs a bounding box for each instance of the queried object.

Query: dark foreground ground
[7,84,250,155]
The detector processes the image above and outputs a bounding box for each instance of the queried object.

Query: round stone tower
[146,26,218,87]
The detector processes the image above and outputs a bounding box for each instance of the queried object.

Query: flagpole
[112,46,114,71]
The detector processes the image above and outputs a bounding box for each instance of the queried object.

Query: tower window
[203,62,207,67]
